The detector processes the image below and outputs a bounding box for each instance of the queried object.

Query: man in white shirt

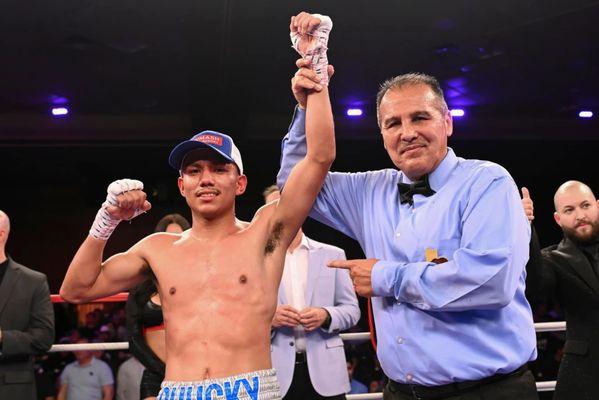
[264,186,360,400]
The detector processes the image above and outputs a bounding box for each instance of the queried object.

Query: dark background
[1,0,598,294]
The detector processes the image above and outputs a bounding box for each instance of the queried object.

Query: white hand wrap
[290,14,333,85]
[89,179,145,241]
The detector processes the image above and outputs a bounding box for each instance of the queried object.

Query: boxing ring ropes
[49,293,563,399]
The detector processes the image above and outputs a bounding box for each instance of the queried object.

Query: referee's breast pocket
[438,238,460,261]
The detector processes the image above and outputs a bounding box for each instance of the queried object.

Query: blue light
[50,95,69,105]
[450,109,465,117]
[578,111,593,118]
[346,108,363,117]
[51,107,69,116]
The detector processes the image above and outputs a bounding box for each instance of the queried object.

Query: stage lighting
[346,108,363,117]
[51,107,69,116]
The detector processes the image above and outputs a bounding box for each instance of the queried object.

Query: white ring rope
[49,342,129,352]
[49,322,565,394]
[535,380,558,392]
[532,321,566,332]
[346,394,383,400]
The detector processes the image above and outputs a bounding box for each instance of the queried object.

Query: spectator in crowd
[346,361,368,394]
[80,311,101,338]
[111,309,128,341]
[91,337,123,378]
[152,214,190,234]
[116,356,144,400]
[57,338,114,400]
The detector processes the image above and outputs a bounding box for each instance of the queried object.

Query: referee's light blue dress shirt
[277,107,537,386]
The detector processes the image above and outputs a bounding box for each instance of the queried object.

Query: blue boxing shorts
[157,368,281,400]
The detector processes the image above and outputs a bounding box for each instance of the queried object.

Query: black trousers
[283,354,346,400]
[383,367,539,400]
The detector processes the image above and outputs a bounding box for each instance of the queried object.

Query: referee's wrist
[321,309,332,329]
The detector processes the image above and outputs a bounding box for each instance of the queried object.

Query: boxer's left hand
[290,12,323,54]
[328,258,378,297]
[299,307,328,331]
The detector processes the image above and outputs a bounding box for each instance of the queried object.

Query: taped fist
[105,179,151,221]
[89,179,151,241]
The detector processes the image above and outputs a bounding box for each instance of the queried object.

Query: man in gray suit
[263,187,360,400]
[0,210,55,398]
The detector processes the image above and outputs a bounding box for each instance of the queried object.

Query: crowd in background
[34,305,128,400]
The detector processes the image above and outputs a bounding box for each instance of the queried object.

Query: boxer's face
[178,152,247,218]
[378,84,452,181]
[554,188,599,245]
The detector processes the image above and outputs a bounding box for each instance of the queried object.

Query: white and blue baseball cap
[168,130,244,174]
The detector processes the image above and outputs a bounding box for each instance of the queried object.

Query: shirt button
[396,232,401,237]
[397,337,404,344]
[289,341,294,347]
[406,374,413,382]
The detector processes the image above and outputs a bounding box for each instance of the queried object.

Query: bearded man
[525,180,599,400]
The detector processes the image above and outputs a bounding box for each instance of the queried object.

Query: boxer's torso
[138,206,286,381]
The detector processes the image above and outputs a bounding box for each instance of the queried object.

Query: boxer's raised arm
[60,179,151,303]
[60,237,150,304]
[267,13,335,254]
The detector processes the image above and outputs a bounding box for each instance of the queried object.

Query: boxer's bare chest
[146,234,276,308]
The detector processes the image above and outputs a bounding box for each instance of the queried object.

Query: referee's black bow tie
[398,176,435,205]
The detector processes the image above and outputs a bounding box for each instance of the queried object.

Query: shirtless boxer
[60,12,334,400]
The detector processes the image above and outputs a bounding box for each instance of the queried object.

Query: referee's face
[379,84,453,181]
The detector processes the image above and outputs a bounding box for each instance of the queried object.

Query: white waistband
[159,369,281,400]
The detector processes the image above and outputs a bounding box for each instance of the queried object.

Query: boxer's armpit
[265,221,284,254]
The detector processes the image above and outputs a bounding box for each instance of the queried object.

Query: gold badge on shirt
[425,248,448,265]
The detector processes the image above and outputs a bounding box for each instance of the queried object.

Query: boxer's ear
[177,176,185,197]
[236,174,247,196]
